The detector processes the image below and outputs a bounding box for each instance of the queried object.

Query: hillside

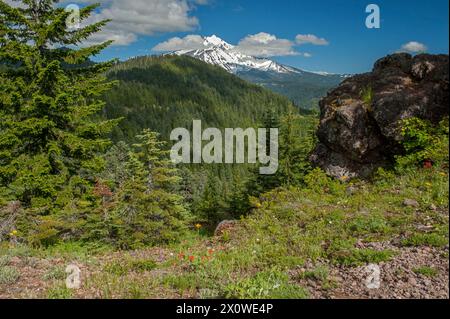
[103,55,295,142]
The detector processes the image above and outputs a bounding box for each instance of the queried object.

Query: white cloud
[153,34,208,51]
[295,34,329,46]
[400,41,427,53]
[302,52,312,58]
[236,32,298,57]
[61,0,208,46]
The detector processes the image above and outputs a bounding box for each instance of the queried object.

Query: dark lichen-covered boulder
[311,53,449,178]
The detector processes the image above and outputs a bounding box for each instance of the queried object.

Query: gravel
[296,242,449,299]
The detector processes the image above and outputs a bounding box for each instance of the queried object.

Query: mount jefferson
[170,35,348,109]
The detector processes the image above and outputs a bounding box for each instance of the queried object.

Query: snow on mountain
[307,70,353,78]
[172,35,301,74]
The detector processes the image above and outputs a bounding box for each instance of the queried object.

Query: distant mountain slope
[103,55,295,142]
[171,35,347,109]
[238,69,347,109]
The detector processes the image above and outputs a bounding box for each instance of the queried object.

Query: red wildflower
[423,160,433,169]
[189,255,195,262]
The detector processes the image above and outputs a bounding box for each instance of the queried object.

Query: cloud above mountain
[235,32,298,57]
[153,35,209,51]
[152,32,329,57]
[295,34,329,46]
[400,41,428,53]
[59,0,208,46]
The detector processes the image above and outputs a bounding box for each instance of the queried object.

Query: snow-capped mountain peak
[204,35,234,50]
[172,35,298,74]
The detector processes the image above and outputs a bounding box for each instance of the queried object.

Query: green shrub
[349,215,391,235]
[47,286,73,299]
[163,273,200,292]
[223,269,308,299]
[300,266,330,282]
[129,260,157,272]
[402,233,448,247]
[104,261,129,276]
[396,117,449,170]
[0,255,10,267]
[43,266,66,281]
[303,168,345,195]
[0,266,20,284]
[360,86,373,111]
[103,259,157,276]
[413,266,438,277]
[4,244,35,258]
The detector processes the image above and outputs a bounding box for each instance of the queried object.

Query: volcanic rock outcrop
[311,53,449,178]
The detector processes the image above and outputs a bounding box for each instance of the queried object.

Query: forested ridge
[103,55,296,142]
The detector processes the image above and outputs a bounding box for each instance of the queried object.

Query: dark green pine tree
[247,108,282,196]
[233,108,282,214]
[278,112,317,186]
[196,171,223,223]
[107,130,189,249]
[0,0,120,243]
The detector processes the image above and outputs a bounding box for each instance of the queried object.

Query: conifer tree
[248,108,282,195]
[196,172,223,223]
[278,112,317,186]
[108,130,188,248]
[0,0,119,242]
[238,110,318,214]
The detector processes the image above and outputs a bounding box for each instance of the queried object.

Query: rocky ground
[296,242,449,299]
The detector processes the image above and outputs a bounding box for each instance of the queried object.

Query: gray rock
[403,199,420,208]
[214,220,238,237]
[311,53,449,178]
[408,277,418,286]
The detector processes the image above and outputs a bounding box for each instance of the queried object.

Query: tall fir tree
[238,110,319,215]
[0,0,119,243]
[196,171,224,223]
[278,112,317,186]
[245,108,281,197]
[105,130,188,248]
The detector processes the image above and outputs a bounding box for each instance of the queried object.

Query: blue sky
[80,0,449,74]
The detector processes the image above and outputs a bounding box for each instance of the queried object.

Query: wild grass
[0,266,20,285]
[413,266,439,277]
